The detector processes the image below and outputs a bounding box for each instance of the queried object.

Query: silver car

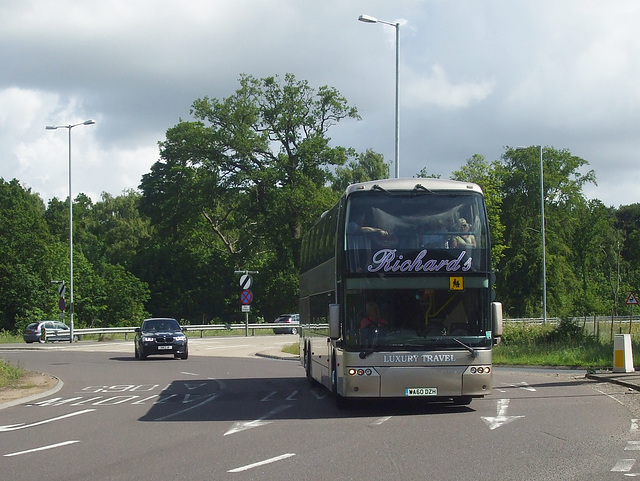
[23,320,74,343]
[272,314,300,335]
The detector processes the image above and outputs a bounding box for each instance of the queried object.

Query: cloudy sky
[2,0,639,207]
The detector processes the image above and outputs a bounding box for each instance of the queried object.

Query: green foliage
[140,73,359,322]
[0,179,58,331]
[495,321,613,367]
[451,154,506,270]
[0,359,25,388]
[497,147,597,318]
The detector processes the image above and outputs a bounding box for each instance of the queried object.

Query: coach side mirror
[492,302,503,344]
[329,303,340,340]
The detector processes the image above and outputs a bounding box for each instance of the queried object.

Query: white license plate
[405,387,438,396]
[158,345,173,350]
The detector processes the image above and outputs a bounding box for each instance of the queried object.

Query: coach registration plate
[405,387,438,396]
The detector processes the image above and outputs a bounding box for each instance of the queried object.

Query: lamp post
[358,14,400,179]
[46,119,95,342]
[517,145,547,325]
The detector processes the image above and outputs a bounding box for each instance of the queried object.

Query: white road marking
[4,440,80,457]
[225,405,292,436]
[595,388,624,405]
[370,416,392,426]
[261,391,277,401]
[481,399,524,430]
[228,453,296,472]
[631,419,639,432]
[612,459,636,472]
[154,394,218,421]
[0,409,95,432]
[626,441,640,451]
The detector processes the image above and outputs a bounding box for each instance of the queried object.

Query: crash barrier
[614,334,635,373]
[74,324,289,340]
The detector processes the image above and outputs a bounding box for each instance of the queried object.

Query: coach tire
[305,344,313,383]
[453,396,472,406]
[332,357,348,409]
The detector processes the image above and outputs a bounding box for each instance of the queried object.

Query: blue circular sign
[241,290,253,305]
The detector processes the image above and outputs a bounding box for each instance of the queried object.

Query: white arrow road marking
[5,440,80,457]
[225,405,292,436]
[481,399,524,430]
[0,409,95,432]
[228,453,296,472]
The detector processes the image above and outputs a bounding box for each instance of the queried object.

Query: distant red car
[272,314,300,335]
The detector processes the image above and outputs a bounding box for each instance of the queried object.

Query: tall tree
[140,73,360,322]
[332,149,390,192]
[499,146,596,317]
[0,180,60,330]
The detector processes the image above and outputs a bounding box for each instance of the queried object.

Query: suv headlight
[142,336,154,342]
[174,335,186,342]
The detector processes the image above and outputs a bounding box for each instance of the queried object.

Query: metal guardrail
[74,323,285,339]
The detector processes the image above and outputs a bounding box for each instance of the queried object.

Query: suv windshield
[143,319,180,332]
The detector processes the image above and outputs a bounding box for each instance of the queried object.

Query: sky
[2,0,639,208]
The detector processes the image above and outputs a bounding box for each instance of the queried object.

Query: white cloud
[404,64,495,110]
[1,0,639,207]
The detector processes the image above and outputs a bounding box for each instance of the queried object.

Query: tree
[451,154,506,270]
[498,146,596,317]
[0,179,59,330]
[140,73,360,322]
[332,149,389,192]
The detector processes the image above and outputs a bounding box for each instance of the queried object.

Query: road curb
[0,374,64,411]
[255,351,299,361]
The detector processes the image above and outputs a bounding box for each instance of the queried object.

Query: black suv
[134,318,188,360]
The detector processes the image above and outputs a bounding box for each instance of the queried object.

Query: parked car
[134,318,188,360]
[23,320,76,343]
[272,313,300,335]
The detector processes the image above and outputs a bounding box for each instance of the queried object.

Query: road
[1,337,640,480]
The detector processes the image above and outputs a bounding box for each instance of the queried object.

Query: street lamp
[517,145,547,325]
[46,119,95,342]
[358,14,400,179]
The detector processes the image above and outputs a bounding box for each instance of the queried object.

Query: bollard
[613,334,635,373]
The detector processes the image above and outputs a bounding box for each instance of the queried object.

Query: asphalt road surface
[2,337,640,481]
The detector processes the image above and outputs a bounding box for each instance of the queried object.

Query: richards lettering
[368,249,472,273]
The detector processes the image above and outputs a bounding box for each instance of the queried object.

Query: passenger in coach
[451,218,476,248]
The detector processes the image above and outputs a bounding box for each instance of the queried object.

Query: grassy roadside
[0,359,27,389]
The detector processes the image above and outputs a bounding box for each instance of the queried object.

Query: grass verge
[0,359,27,389]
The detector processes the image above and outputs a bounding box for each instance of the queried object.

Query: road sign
[242,305,250,312]
[626,292,638,305]
[57,282,65,297]
[239,274,253,290]
[58,296,66,311]
[241,289,253,305]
